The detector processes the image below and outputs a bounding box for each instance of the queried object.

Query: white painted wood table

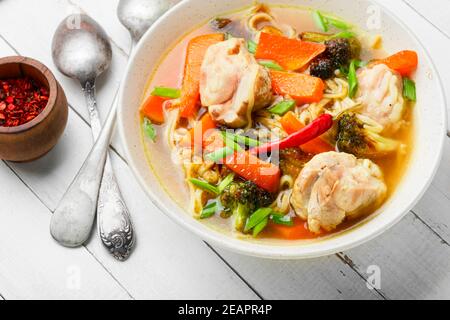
[0,0,449,300]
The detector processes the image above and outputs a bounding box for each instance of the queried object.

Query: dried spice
[0,77,49,127]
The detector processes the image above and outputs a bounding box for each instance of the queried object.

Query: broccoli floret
[220,181,274,232]
[325,38,351,68]
[336,113,399,158]
[310,58,336,79]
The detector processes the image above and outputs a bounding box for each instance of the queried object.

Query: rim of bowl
[117,0,447,259]
[0,56,58,134]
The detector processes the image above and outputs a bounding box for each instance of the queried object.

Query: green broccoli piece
[220,181,274,232]
[337,113,399,158]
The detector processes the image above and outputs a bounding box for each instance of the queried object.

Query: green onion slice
[269,100,296,116]
[205,146,235,163]
[142,117,157,142]
[247,40,258,54]
[253,217,269,237]
[221,131,260,147]
[245,208,273,232]
[258,60,284,71]
[151,86,181,99]
[403,78,417,101]
[348,60,358,98]
[312,10,329,32]
[200,201,219,219]
[221,132,243,151]
[271,214,294,226]
[218,174,235,193]
[332,31,356,39]
[189,178,219,195]
[324,15,352,30]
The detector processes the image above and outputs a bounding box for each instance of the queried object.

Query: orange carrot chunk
[255,32,326,71]
[140,95,168,124]
[225,152,281,193]
[179,34,225,118]
[270,70,325,105]
[181,113,217,148]
[280,111,334,155]
[376,50,418,76]
[267,218,317,240]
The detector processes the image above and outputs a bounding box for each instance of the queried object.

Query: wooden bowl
[0,56,68,162]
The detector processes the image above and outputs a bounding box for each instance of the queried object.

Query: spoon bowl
[52,14,112,85]
[118,0,179,42]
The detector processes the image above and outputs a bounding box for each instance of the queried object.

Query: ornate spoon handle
[50,85,117,247]
[83,82,134,261]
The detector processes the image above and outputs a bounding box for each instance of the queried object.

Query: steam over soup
[139,4,416,242]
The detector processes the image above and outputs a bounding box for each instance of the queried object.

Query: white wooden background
[0,0,449,300]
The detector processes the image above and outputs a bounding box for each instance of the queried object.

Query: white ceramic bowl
[118,0,447,259]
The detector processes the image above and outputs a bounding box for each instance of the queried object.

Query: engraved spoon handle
[50,86,117,248]
[83,82,134,260]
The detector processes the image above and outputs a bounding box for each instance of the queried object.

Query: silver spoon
[51,14,134,260]
[118,0,179,46]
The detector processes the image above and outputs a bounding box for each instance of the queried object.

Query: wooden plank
[215,249,383,300]
[0,161,131,300]
[339,214,450,299]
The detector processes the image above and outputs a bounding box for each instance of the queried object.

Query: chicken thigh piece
[291,152,387,234]
[200,38,273,128]
[356,64,405,133]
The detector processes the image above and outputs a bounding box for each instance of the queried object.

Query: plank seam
[402,0,450,40]
[204,242,264,300]
[83,246,135,300]
[410,210,450,247]
[335,253,388,300]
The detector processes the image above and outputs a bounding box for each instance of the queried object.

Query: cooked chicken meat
[291,152,387,234]
[356,64,405,132]
[200,38,273,128]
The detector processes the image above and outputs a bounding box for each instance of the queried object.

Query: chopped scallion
[312,10,329,32]
[205,146,235,163]
[403,78,417,101]
[151,86,181,99]
[332,31,356,39]
[221,131,260,147]
[271,214,294,226]
[200,201,219,219]
[324,15,352,30]
[142,117,157,142]
[247,40,258,54]
[189,178,219,195]
[253,217,269,237]
[258,60,284,71]
[221,132,243,151]
[348,60,358,98]
[218,174,235,193]
[269,100,296,116]
[244,208,273,233]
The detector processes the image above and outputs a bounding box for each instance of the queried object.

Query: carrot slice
[179,34,225,118]
[280,111,334,154]
[140,95,168,124]
[225,151,280,193]
[255,32,326,71]
[266,218,317,240]
[375,50,418,76]
[270,70,325,105]
[180,113,217,148]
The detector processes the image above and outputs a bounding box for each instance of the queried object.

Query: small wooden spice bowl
[0,56,68,162]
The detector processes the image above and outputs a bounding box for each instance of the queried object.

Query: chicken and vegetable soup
[140,4,417,241]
